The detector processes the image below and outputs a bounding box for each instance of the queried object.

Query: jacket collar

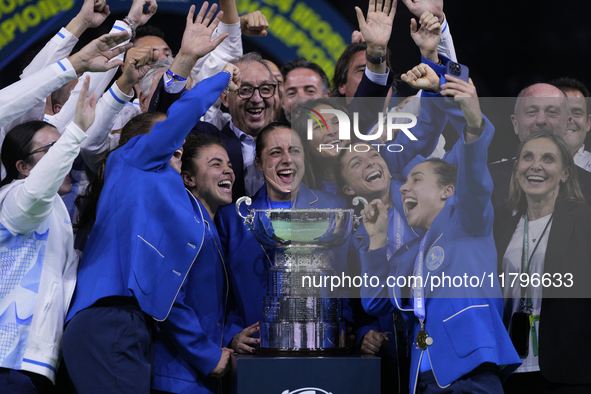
[251,182,320,209]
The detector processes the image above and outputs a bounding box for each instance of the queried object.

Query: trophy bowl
[235,196,365,249]
[235,196,367,356]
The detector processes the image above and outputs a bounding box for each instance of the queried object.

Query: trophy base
[253,347,351,357]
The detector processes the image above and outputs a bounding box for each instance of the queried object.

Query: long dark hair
[181,134,226,174]
[291,98,353,190]
[74,112,165,230]
[1,120,53,188]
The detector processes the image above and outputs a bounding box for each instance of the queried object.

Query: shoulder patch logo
[425,246,444,271]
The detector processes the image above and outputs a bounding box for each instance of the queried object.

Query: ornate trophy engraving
[236,196,367,355]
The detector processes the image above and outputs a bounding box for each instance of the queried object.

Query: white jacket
[0,122,85,383]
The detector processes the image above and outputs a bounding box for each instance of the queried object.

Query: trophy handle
[352,196,369,232]
[235,196,254,227]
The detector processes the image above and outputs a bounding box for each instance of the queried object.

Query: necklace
[529,215,551,243]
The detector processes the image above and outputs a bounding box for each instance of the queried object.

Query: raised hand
[117,46,157,94]
[68,31,133,74]
[127,0,158,27]
[209,347,234,378]
[240,10,269,37]
[361,199,389,250]
[410,11,441,63]
[179,3,229,60]
[66,0,110,37]
[355,0,396,57]
[74,76,98,132]
[402,0,444,23]
[441,75,483,134]
[401,63,440,92]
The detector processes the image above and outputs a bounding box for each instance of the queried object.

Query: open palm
[180,2,228,59]
[355,0,396,51]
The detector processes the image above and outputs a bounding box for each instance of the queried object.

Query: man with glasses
[219,52,277,200]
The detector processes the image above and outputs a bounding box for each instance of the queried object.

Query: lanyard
[412,231,430,322]
[521,212,553,312]
[386,207,405,261]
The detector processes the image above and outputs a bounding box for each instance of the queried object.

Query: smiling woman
[354,64,521,393]
[61,65,239,394]
[181,134,235,219]
[215,121,348,355]
[0,77,94,392]
[496,132,591,392]
[255,122,306,203]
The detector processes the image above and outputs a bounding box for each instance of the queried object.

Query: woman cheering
[356,64,520,393]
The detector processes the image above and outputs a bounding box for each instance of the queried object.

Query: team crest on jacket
[425,246,444,271]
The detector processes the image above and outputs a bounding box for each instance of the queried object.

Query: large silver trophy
[236,196,367,355]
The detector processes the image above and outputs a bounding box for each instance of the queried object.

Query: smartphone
[446,61,470,82]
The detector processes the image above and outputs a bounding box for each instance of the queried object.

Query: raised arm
[402,0,457,61]
[1,77,95,234]
[441,75,495,236]
[168,3,229,84]
[51,0,157,133]
[373,63,446,174]
[80,47,156,174]
[0,31,131,130]
[123,63,238,170]
[355,0,396,76]
[410,11,441,64]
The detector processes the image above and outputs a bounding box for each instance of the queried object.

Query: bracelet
[222,70,232,93]
[122,16,136,40]
[365,53,387,65]
[165,69,188,82]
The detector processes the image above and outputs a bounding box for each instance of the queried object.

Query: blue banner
[0,0,354,78]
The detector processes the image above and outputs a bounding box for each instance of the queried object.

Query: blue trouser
[0,368,54,394]
[417,364,503,394]
[62,297,155,394]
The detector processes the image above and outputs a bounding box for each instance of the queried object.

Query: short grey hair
[139,56,199,98]
[229,52,273,77]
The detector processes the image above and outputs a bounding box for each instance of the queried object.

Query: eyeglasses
[28,141,57,156]
[237,84,276,99]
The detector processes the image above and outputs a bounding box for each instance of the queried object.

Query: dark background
[2,0,591,160]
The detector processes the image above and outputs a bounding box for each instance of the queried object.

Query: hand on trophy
[230,321,260,353]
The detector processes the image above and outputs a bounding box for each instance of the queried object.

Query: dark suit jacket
[494,200,591,384]
[489,159,591,214]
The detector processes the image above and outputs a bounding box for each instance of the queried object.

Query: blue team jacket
[66,72,230,323]
[360,111,521,392]
[152,198,243,394]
